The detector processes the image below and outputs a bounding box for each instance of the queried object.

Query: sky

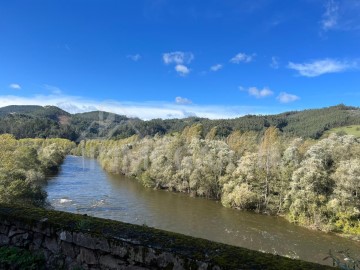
[1,0,360,119]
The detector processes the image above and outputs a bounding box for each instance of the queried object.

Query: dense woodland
[74,125,360,237]
[0,104,360,141]
[0,134,75,206]
[1,104,359,237]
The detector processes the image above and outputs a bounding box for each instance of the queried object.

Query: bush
[0,247,45,270]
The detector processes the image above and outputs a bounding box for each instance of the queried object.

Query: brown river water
[46,155,360,265]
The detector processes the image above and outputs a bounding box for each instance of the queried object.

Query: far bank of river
[46,155,360,266]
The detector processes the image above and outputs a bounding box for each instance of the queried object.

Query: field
[325,125,360,138]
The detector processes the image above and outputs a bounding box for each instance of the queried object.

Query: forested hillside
[0,104,359,140]
[1,104,359,237]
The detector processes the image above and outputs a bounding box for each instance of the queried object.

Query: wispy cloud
[246,87,274,98]
[175,96,192,104]
[288,58,357,77]
[175,64,190,76]
[319,0,360,32]
[270,57,279,69]
[163,51,194,76]
[230,53,254,64]
[321,0,339,31]
[277,92,300,103]
[163,51,194,65]
[9,83,21,90]
[127,54,142,61]
[210,64,223,71]
[44,84,62,94]
[0,94,274,120]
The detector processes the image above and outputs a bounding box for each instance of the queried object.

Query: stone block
[129,246,145,263]
[33,223,53,236]
[156,252,177,268]
[44,236,60,253]
[143,247,157,265]
[8,226,26,237]
[0,234,10,245]
[110,243,128,258]
[60,241,77,259]
[10,232,31,247]
[73,232,95,249]
[73,232,110,252]
[59,230,73,243]
[33,232,44,249]
[77,247,98,265]
[99,254,126,269]
[95,238,110,252]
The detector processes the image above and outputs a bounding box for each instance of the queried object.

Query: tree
[287,138,336,229]
[257,127,281,211]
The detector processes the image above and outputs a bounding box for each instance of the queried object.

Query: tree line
[74,125,360,237]
[1,104,360,141]
[0,135,75,206]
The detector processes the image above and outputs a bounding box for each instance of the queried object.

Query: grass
[0,247,45,270]
[325,125,360,138]
[0,203,336,270]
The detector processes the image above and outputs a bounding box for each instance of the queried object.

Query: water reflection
[46,156,360,265]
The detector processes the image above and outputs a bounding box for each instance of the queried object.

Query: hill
[324,125,360,138]
[0,105,70,119]
[0,104,359,141]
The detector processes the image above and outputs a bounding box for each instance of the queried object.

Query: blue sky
[1,0,360,119]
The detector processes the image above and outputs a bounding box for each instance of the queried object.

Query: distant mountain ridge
[0,104,359,141]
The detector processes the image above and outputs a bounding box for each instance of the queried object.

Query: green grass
[0,204,335,270]
[325,125,360,138]
[0,247,45,270]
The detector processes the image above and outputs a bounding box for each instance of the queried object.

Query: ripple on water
[45,156,360,266]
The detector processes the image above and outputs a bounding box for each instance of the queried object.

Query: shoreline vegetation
[1,124,359,240]
[0,104,359,266]
[0,134,75,207]
[72,125,360,240]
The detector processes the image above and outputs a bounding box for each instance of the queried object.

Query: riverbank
[0,203,336,270]
[46,155,360,266]
[72,132,360,240]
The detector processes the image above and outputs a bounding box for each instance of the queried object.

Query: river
[45,155,360,265]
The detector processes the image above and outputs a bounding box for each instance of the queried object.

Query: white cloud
[127,54,141,61]
[230,53,254,64]
[210,64,223,71]
[247,87,274,98]
[288,58,357,77]
[321,0,339,31]
[270,57,279,69]
[163,52,193,76]
[0,94,275,120]
[175,96,192,104]
[319,0,360,32]
[175,64,190,76]
[9,83,21,90]
[44,84,62,94]
[163,51,194,65]
[277,92,300,103]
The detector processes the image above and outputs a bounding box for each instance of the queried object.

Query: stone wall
[0,204,334,269]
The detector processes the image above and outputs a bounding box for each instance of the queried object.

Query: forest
[1,104,359,237]
[0,134,75,206]
[74,125,360,237]
[1,104,360,141]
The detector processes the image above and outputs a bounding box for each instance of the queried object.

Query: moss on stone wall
[0,204,335,269]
